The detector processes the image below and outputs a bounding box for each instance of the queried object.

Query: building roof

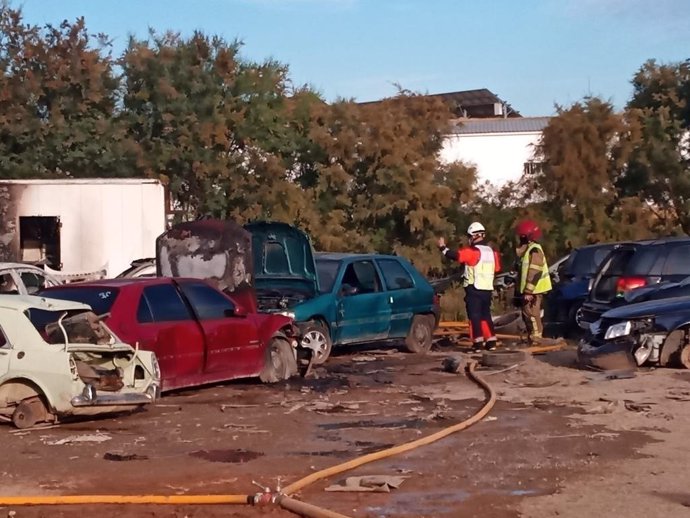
[359,88,521,119]
[0,179,162,185]
[449,116,551,135]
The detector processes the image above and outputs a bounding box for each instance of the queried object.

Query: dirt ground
[1,340,690,518]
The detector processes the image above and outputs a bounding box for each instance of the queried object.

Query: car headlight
[278,311,295,319]
[604,321,632,340]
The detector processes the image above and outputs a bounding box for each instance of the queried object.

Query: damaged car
[39,277,307,391]
[577,296,690,371]
[249,220,440,364]
[0,295,160,429]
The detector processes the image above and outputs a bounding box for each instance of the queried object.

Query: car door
[376,258,417,339]
[335,260,391,344]
[176,280,262,377]
[0,326,10,380]
[134,283,206,389]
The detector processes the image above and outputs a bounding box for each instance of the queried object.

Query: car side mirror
[340,284,359,297]
[225,305,248,318]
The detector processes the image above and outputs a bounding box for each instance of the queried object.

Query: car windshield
[315,260,340,294]
[26,309,115,345]
[37,287,120,315]
[567,245,615,276]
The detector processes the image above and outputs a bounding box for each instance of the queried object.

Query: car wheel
[481,349,527,368]
[405,315,434,354]
[259,338,297,383]
[301,321,332,365]
[680,343,690,369]
[565,303,583,337]
[12,396,49,429]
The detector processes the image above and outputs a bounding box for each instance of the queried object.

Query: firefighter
[438,222,501,352]
[514,219,552,344]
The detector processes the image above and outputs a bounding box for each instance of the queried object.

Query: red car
[38,278,302,392]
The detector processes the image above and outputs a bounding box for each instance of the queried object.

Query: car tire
[404,315,434,354]
[259,338,297,383]
[680,344,690,369]
[12,396,49,429]
[300,320,332,365]
[481,349,527,368]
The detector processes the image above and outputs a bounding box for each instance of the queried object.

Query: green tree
[527,97,648,249]
[0,5,127,178]
[623,59,690,233]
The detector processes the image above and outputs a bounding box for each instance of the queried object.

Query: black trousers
[465,286,496,342]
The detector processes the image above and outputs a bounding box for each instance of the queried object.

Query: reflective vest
[519,243,552,294]
[463,245,496,291]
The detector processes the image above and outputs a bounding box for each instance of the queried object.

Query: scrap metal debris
[103,452,149,461]
[45,433,112,445]
[325,475,409,493]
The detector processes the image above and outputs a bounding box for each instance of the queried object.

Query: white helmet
[467,222,486,235]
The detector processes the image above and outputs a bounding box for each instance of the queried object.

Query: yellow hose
[282,360,495,496]
[278,495,354,518]
[0,359,496,518]
[0,495,249,505]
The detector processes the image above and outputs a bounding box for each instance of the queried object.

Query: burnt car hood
[603,295,690,320]
[244,221,319,301]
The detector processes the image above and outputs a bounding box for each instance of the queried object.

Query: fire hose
[0,360,496,518]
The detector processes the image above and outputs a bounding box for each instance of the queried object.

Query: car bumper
[71,384,160,407]
[577,339,637,371]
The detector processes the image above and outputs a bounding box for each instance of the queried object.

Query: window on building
[523,161,544,176]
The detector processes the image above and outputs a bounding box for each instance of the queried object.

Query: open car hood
[244,221,319,298]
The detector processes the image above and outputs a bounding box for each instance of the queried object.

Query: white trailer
[0,179,167,278]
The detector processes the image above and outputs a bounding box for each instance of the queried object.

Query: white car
[0,295,160,428]
[0,263,61,295]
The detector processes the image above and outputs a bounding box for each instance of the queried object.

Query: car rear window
[663,245,690,276]
[567,246,615,277]
[624,247,661,276]
[37,287,119,315]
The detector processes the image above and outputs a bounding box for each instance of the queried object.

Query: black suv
[545,242,618,335]
[578,237,690,329]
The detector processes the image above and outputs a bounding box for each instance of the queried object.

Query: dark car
[577,296,690,371]
[577,237,690,330]
[545,243,618,335]
[38,278,305,392]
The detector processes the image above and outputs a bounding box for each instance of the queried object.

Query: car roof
[42,277,207,289]
[315,252,402,261]
[0,294,91,312]
[0,262,46,271]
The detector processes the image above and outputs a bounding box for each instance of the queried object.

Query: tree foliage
[1,3,689,284]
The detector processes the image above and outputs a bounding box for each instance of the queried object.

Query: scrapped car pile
[0,219,441,429]
[574,237,690,371]
[1,223,689,431]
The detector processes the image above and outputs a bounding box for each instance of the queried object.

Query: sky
[17,0,690,116]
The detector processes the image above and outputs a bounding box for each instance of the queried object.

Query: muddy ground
[1,341,689,518]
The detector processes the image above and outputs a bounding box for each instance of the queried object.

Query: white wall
[440,131,542,187]
[15,180,166,276]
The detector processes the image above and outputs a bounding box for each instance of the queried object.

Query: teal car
[247,222,440,364]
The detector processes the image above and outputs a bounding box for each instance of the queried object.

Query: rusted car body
[0,295,160,428]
